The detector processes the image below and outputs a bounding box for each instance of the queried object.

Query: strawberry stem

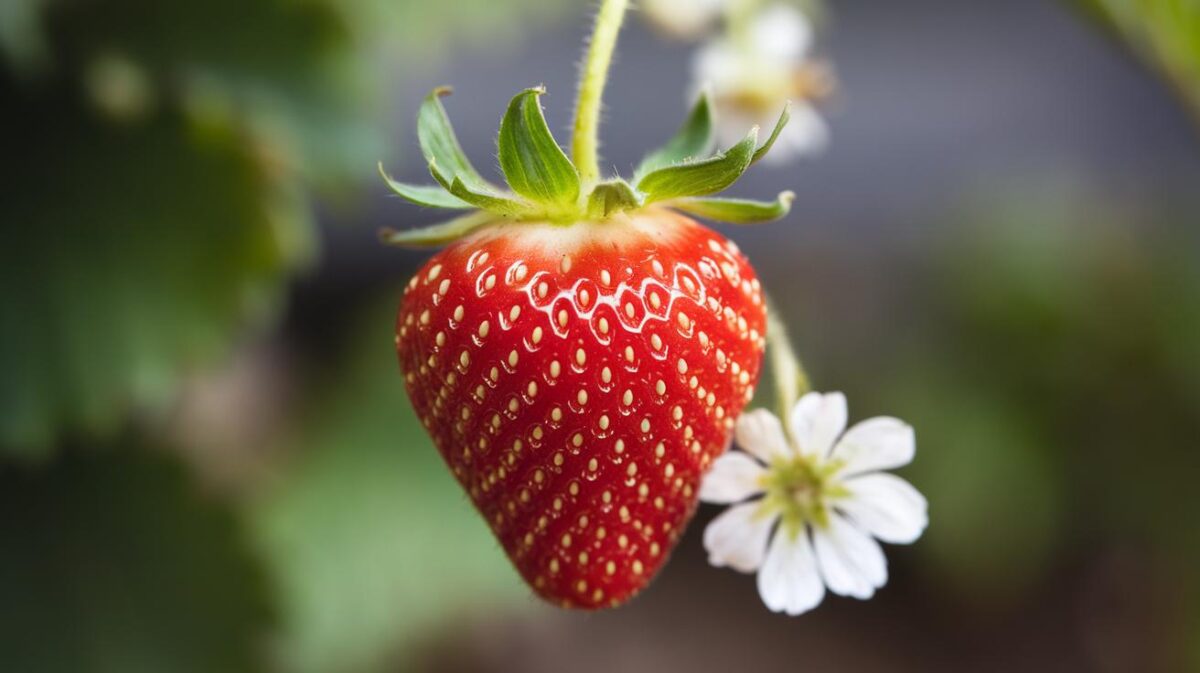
[572,0,629,188]
[766,298,811,425]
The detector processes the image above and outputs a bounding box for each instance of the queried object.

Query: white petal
[832,416,915,476]
[642,0,725,39]
[812,513,888,599]
[750,4,813,61]
[838,473,927,544]
[691,40,744,92]
[734,408,791,464]
[756,526,825,615]
[703,502,777,573]
[700,452,767,504]
[788,392,847,457]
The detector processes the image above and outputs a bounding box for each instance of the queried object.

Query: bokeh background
[2,0,1199,671]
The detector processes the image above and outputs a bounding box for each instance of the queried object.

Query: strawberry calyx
[379,86,795,248]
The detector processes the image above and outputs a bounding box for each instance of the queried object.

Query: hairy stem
[766,297,811,424]
[572,0,629,187]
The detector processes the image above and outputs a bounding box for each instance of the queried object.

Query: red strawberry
[395,209,767,608]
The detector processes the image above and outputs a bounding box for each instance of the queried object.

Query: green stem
[572,0,629,187]
[766,297,811,423]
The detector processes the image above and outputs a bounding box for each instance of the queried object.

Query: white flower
[691,3,832,162]
[701,392,927,615]
[640,0,728,40]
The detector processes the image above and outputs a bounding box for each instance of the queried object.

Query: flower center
[760,454,846,535]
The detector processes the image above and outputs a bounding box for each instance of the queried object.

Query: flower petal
[703,502,777,573]
[832,416,915,475]
[750,3,814,61]
[735,408,791,464]
[812,513,888,599]
[789,392,847,457]
[700,452,768,504]
[838,473,928,544]
[756,526,825,616]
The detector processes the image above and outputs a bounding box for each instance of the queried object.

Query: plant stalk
[572,0,630,187]
[766,297,811,424]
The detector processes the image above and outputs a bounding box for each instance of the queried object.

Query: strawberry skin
[395,208,767,608]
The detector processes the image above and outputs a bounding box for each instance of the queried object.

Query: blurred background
[2,0,1199,671]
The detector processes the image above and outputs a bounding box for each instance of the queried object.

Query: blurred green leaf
[895,383,1066,602]
[0,446,274,673]
[0,75,311,458]
[0,0,46,70]
[1077,0,1200,124]
[5,0,378,188]
[891,182,1200,616]
[248,299,527,673]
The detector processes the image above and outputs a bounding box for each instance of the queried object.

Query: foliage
[380,89,794,246]
[1079,0,1200,123]
[248,300,529,673]
[886,185,1200,663]
[0,446,274,673]
[0,72,311,457]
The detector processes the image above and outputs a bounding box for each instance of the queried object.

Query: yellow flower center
[758,454,847,538]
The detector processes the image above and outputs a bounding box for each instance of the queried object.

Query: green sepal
[418,87,495,192]
[377,162,471,209]
[669,191,795,224]
[586,179,642,218]
[636,128,758,203]
[427,159,531,216]
[497,87,581,211]
[445,176,530,216]
[379,211,498,248]
[751,103,791,166]
[634,90,715,180]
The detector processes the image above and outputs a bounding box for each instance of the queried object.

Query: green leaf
[634,90,715,179]
[425,158,532,216]
[636,128,759,203]
[32,0,382,189]
[418,86,496,192]
[444,175,532,216]
[0,447,274,673]
[751,103,791,166]
[1078,0,1200,123]
[498,87,581,210]
[379,211,497,248]
[0,75,311,458]
[670,191,795,224]
[248,300,527,673]
[586,178,643,218]
[377,161,470,209]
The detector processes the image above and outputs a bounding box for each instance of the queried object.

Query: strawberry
[379,34,794,606]
[395,211,767,607]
